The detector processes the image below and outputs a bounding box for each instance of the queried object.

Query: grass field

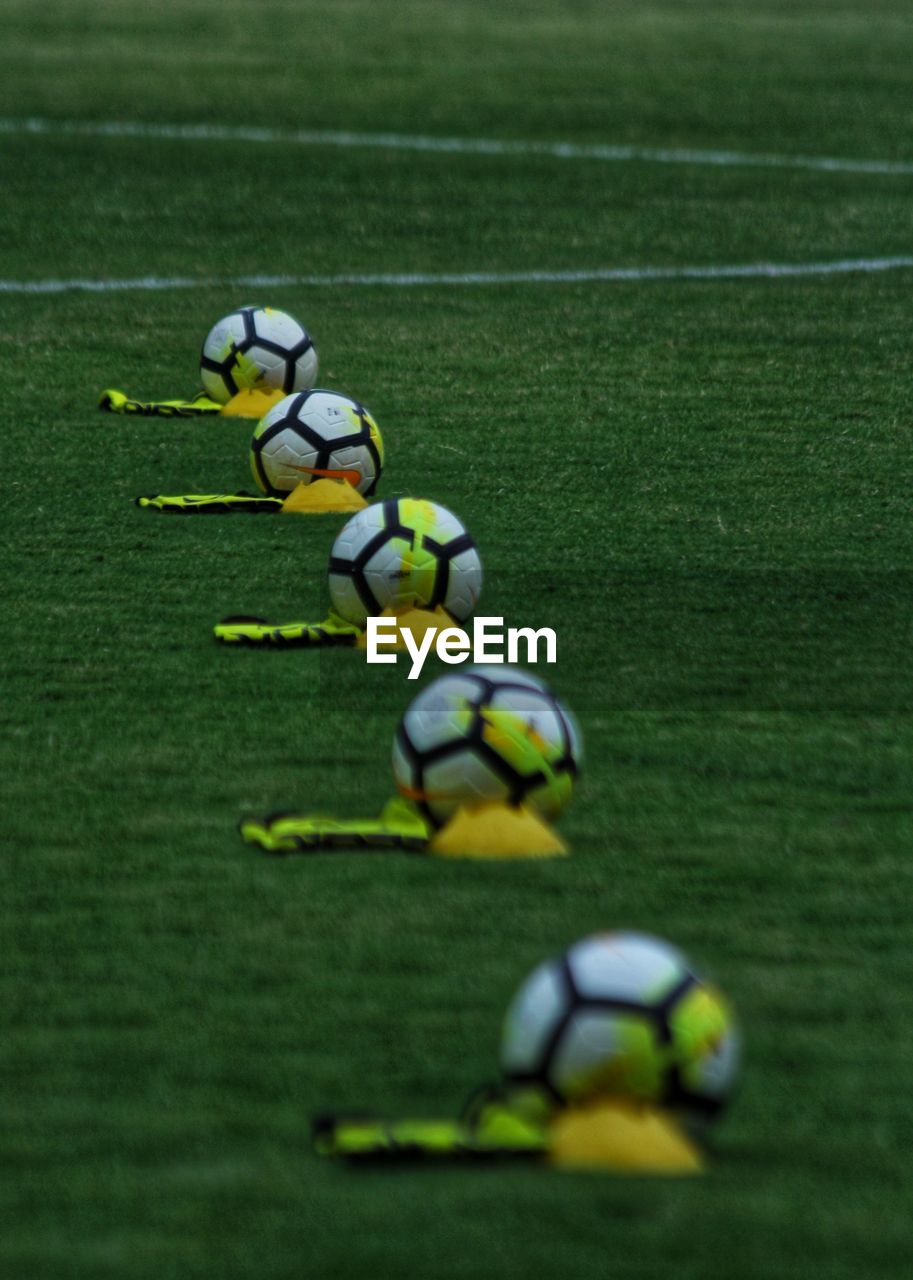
[3,2,913,1277]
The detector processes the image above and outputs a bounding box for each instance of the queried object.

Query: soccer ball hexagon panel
[500,931,740,1126]
[200,305,318,404]
[392,665,581,827]
[250,390,384,496]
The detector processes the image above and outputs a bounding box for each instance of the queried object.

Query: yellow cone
[281,478,369,515]
[548,1100,703,1175]
[428,802,568,860]
[354,605,458,652]
[220,387,287,418]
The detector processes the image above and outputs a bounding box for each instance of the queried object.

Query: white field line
[3,257,913,295]
[3,115,913,178]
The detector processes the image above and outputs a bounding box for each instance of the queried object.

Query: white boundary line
[3,116,913,177]
[3,257,913,295]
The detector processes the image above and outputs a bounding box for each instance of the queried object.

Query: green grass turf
[2,2,913,1277]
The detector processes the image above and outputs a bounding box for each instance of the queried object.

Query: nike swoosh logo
[289,464,361,487]
[396,783,466,804]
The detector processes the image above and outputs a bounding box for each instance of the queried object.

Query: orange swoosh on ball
[397,783,464,803]
[290,464,361,487]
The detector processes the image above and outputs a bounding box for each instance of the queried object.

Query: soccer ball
[500,932,740,1126]
[250,390,383,497]
[200,306,318,404]
[328,499,482,627]
[392,665,581,827]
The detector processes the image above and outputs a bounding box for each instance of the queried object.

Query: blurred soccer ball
[328,499,482,627]
[250,390,383,497]
[500,932,740,1126]
[200,306,318,404]
[392,665,581,827]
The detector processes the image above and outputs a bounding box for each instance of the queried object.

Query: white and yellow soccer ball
[328,499,482,627]
[500,932,740,1127]
[250,390,383,497]
[200,306,318,404]
[392,665,581,827]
